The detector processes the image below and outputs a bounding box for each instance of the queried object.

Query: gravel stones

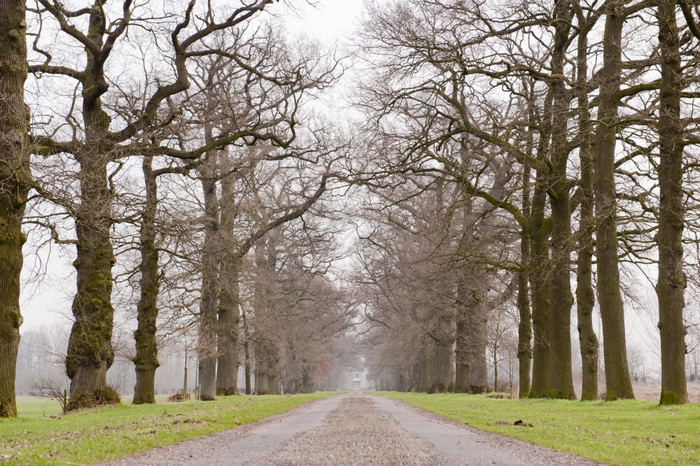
[266,393,438,465]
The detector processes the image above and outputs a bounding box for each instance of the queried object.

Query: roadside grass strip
[0,393,338,464]
[374,392,700,465]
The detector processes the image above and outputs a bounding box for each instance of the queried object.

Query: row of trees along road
[1,0,356,416]
[354,0,700,405]
[3,0,700,416]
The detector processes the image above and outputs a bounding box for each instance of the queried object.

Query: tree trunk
[0,0,31,418]
[216,260,240,396]
[254,342,270,394]
[517,93,535,399]
[656,0,687,405]
[66,120,118,408]
[594,3,634,400]
[546,0,576,400]
[133,156,160,404]
[455,275,487,393]
[216,166,241,396]
[255,339,281,395]
[466,288,488,393]
[66,151,117,407]
[197,150,220,401]
[493,342,499,391]
[430,337,453,393]
[575,2,599,401]
[241,307,253,395]
[529,173,552,397]
[455,298,471,392]
[64,1,120,411]
[517,225,532,398]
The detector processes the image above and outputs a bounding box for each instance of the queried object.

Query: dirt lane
[106,393,601,465]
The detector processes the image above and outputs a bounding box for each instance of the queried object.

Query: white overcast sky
[290,0,365,41]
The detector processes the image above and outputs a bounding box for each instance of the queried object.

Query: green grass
[1,393,338,464]
[375,391,700,465]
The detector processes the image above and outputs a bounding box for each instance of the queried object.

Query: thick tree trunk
[529,174,552,397]
[216,260,240,396]
[516,225,532,398]
[428,302,454,393]
[66,148,119,408]
[255,339,281,394]
[216,168,241,396]
[430,337,453,393]
[545,0,576,400]
[467,310,488,393]
[657,0,687,405]
[455,298,471,392]
[197,151,220,401]
[418,346,435,393]
[575,4,599,401]
[65,2,120,411]
[455,275,487,393]
[0,0,31,418]
[547,0,576,399]
[594,4,634,400]
[133,156,160,404]
[254,344,270,394]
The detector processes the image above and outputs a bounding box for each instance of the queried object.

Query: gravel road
[106,392,602,465]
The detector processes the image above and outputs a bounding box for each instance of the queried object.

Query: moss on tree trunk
[64,2,120,411]
[65,146,118,408]
[545,0,576,400]
[529,175,552,398]
[656,0,687,406]
[216,269,241,396]
[133,156,160,405]
[198,150,220,401]
[0,0,31,419]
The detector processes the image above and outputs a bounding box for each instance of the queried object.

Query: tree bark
[574,2,599,401]
[546,0,576,399]
[216,259,240,396]
[656,0,687,405]
[241,307,253,395]
[431,336,453,393]
[216,163,241,396]
[133,156,160,404]
[455,269,487,393]
[254,339,281,394]
[517,90,535,399]
[454,295,471,392]
[0,0,31,418]
[197,149,220,401]
[529,172,552,397]
[63,0,121,411]
[517,223,532,398]
[594,2,635,400]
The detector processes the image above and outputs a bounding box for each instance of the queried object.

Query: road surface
[107,392,600,465]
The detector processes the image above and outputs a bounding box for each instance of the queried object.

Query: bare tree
[26,0,306,409]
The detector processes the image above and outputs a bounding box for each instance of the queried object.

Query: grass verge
[1,392,338,464]
[374,391,700,465]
